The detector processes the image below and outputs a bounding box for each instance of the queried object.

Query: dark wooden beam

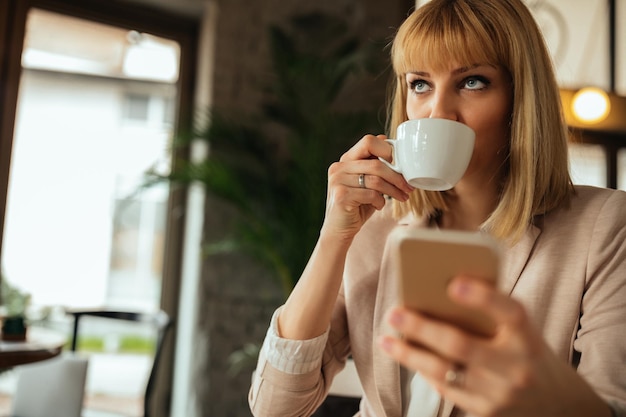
[609,0,616,92]
[0,0,28,257]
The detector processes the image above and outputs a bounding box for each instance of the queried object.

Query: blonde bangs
[392,3,501,76]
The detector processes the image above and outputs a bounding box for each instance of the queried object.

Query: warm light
[571,87,611,124]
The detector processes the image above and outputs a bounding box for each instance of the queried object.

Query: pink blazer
[250,185,626,417]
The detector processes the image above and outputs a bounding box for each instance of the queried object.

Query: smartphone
[388,227,501,337]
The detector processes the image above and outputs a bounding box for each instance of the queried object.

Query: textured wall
[196,1,412,416]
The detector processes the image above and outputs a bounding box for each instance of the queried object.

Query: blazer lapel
[371,215,430,417]
[442,224,542,417]
[372,224,404,417]
[498,223,541,295]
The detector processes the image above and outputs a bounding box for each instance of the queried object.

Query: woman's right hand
[278,134,413,341]
[322,134,415,241]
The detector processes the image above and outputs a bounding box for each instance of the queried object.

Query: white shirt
[262,308,441,417]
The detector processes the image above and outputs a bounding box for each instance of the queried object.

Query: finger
[329,160,411,202]
[327,182,388,212]
[379,334,457,385]
[447,277,545,372]
[433,363,536,417]
[379,334,501,401]
[340,134,390,162]
[380,331,516,417]
[349,188,388,211]
[346,159,414,196]
[386,307,491,366]
[448,276,531,330]
[337,134,415,195]
[435,382,495,417]
[379,330,520,417]
[355,173,409,202]
[386,304,539,390]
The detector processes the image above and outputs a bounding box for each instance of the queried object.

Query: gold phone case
[389,227,501,337]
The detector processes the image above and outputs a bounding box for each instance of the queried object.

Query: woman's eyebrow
[453,64,482,74]
[406,71,430,77]
[406,64,491,77]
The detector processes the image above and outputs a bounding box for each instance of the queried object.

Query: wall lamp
[570,87,611,124]
[560,88,626,134]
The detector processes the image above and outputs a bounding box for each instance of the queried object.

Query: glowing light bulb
[571,87,611,124]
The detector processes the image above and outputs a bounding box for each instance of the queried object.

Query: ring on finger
[358,173,366,189]
[444,364,466,388]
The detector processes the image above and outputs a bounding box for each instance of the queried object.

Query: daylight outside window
[0,9,180,416]
[568,143,607,187]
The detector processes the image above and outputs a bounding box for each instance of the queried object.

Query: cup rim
[395,118,476,140]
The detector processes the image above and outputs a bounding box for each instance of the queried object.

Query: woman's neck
[438,180,501,231]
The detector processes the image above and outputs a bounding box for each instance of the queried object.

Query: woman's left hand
[379,276,612,417]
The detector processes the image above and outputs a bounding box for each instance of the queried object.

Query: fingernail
[379,336,393,352]
[451,280,471,298]
[389,310,404,326]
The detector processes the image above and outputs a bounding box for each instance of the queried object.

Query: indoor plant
[1,273,31,341]
[144,12,386,381]
[147,12,385,296]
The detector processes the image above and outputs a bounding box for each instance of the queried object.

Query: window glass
[123,93,151,121]
[0,8,180,416]
[568,143,607,187]
[3,8,179,309]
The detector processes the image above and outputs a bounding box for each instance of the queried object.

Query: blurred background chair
[67,309,171,417]
[10,354,89,417]
[311,357,362,417]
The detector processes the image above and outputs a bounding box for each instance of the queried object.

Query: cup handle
[378,139,401,173]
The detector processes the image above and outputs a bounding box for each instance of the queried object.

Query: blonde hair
[388,0,573,243]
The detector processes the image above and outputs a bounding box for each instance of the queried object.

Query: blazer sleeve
[574,190,626,415]
[249,289,352,417]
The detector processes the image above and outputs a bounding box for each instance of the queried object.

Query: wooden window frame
[0,1,199,415]
[573,129,626,190]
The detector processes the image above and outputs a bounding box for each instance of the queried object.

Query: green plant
[0,274,31,318]
[146,12,386,297]
[1,273,31,341]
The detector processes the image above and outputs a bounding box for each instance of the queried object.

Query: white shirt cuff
[262,307,329,374]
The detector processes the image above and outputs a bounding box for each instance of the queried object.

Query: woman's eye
[463,76,489,90]
[409,79,431,94]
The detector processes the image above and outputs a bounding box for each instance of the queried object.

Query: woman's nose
[428,91,458,121]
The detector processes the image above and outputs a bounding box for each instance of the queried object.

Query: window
[567,128,626,191]
[124,93,151,121]
[568,143,607,187]
[3,9,179,311]
[0,2,198,416]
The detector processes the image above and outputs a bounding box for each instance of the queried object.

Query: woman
[249,1,626,416]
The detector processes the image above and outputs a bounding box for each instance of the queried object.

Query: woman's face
[404,63,513,186]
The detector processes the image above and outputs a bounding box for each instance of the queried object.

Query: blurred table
[0,327,65,369]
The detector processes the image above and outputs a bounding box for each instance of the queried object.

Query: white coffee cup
[379,118,475,191]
